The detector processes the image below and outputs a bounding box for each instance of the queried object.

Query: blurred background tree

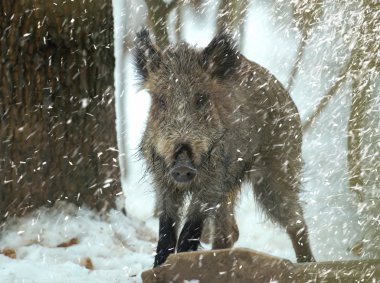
[0,0,122,221]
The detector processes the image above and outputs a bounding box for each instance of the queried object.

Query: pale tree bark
[145,0,179,48]
[216,0,249,47]
[347,0,379,202]
[346,1,379,257]
[0,0,121,220]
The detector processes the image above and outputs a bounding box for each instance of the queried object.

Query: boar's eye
[156,96,166,110]
[195,93,208,108]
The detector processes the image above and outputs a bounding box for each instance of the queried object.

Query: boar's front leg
[177,196,213,253]
[154,190,184,267]
[177,193,223,253]
[154,215,177,267]
[177,217,204,253]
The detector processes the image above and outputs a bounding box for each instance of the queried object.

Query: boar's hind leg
[212,192,239,249]
[253,170,315,263]
[154,192,183,267]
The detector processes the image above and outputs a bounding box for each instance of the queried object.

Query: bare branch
[287,38,308,93]
[302,55,353,132]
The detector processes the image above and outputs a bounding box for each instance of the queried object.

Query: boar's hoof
[171,165,197,183]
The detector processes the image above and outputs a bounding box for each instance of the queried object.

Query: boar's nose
[170,165,197,183]
[171,143,197,182]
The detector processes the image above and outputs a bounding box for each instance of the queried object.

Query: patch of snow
[0,203,155,283]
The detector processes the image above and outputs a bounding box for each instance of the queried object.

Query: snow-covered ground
[0,203,155,283]
[0,193,297,283]
[1,0,378,282]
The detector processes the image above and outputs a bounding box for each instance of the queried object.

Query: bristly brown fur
[202,32,240,78]
[134,28,161,84]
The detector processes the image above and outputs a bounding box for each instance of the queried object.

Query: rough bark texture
[0,0,121,220]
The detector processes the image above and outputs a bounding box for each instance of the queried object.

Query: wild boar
[134,29,315,267]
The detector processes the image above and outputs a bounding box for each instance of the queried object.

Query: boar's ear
[202,32,239,78]
[134,28,162,83]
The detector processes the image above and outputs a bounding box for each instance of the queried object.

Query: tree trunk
[216,0,249,47]
[0,0,121,220]
[347,0,378,202]
[145,0,179,48]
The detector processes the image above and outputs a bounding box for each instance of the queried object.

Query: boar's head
[134,29,240,187]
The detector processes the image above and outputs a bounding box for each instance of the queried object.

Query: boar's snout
[170,164,197,183]
[170,144,197,183]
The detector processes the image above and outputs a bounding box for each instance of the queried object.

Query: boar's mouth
[170,144,197,183]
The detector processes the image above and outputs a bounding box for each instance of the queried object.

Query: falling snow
[0,0,379,282]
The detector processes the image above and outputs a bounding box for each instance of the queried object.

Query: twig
[302,54,353,132]
[287,36,308,93]
[288,0,323,92]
